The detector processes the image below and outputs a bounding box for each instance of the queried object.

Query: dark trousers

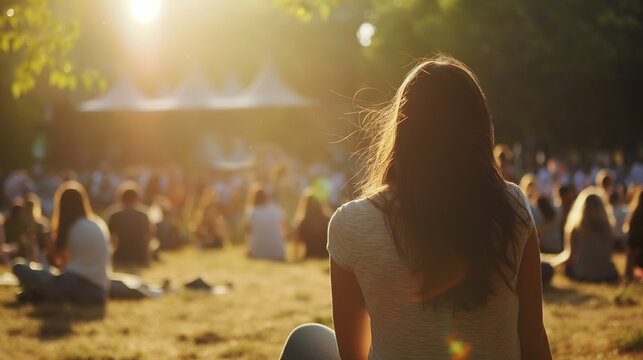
[12,260,106,306]
[280,324,341,360]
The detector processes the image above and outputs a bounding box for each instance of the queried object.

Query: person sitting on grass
[155,197,187,251]
[543,187,619,282]
[519,173,544,226]
[107,181,153,267]
[12,181,110,306]
[293,189,331,259]
[625,188,643,281]
[3,198,37,261]
[192,188,228,249]
[0,214,10,265]
[281,55,551,360]
[245,184,286,261]
[537,196,563,254]
[24,193,51,264]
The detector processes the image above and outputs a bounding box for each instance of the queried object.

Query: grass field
[0,246,642,360]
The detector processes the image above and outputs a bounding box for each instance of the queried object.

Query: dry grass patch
[0,246,641,359]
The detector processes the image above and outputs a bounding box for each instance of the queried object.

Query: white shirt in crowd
[64,217,111,290]
[247,203,285,261]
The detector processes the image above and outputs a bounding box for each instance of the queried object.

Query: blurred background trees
[1,0,642,167]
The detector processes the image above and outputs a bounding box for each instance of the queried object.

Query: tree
[319,0,642,153]
[0,0,104,98]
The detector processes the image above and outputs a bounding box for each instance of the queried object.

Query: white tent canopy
[219,73,244,97]
[221,59,313,109]
[150,65,220,110]
[77,75,148,112]
[77,60,314,112]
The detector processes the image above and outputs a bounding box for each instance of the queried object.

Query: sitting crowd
[0,161,340,306]
[494,146,643,284]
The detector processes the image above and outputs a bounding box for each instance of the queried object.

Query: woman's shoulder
[503,181,535,226]
[71,216,109,239]
[331,194,383,230]
[335,196,379,216]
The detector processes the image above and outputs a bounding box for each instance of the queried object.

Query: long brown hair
[358,55,526,310]
[565,186,614,241]
[51,181,94,250]
[294,188,331,226]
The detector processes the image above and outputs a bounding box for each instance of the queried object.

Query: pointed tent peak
[174,63,219,100]
[220,73,244,97]
[78,74,148,112]
[243,58,313,107]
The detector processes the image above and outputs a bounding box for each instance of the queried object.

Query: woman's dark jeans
[12,259,106,306]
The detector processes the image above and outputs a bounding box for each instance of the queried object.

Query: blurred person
[155,198,186,251]
[557,185,576,240]
[493,143,519,184]
[167,170,186,212]
[595,168,615,196]
[0,214,10,264]
[519,173,544,226]
[573,163,593,192]
[625,161,643,187]
[144,173,162,205]
[3,198,37,260]
[12,181,110,305]
[245,184,286,261]
[610,192,630,250]
[282,57,551,359]
[192,188,228,249]
[24,193,51,264]
[329,168,347,209]
[270,164,300,218]
[537,196,563,254]
[3,169,35,202]
[108,181,152,266]
[90,163,118,210]
[546,187,618,282]
[537,159,555,199]
[293,189,331,259]
[625,188,643,281]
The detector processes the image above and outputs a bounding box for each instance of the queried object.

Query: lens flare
[446,335,472,360]
[130,0,161,24]
[357,22,375,47]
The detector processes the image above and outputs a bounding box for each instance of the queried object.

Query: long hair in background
[52,181,94,250]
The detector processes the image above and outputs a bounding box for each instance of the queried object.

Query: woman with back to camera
[12,181,111,305]
[280,56,551,359]
[625,187,643,281]
[245,183,287,261]
[293,188,332,259]
[545,187,618,282]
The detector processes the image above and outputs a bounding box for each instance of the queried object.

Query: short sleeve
[327,205,353,272]
[506,182,536,231]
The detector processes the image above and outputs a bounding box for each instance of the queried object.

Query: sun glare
[357,22,375,47]
[130,0,161,24]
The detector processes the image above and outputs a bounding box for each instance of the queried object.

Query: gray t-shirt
[65,217,111,290]
[327,182,533,360]
[247,203,285,261]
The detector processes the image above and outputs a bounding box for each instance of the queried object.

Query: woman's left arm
[330,258,371,360]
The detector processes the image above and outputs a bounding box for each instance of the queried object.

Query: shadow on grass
[27,303,105,340]
[543,285,602,305]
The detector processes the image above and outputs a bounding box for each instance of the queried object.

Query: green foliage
[0,0,104,98]
[358,0,643,152]
[273,0,339,22]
